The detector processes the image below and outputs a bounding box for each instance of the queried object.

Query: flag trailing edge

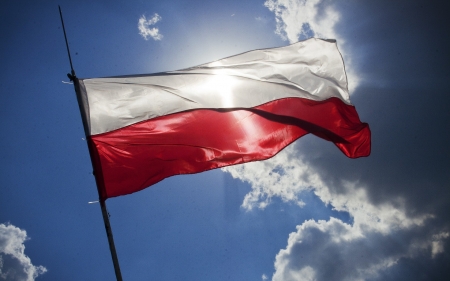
[74,38,371,200]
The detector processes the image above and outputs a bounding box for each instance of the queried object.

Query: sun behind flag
[74,38,371,200]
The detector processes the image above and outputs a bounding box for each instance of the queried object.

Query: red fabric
[89,97,370,199]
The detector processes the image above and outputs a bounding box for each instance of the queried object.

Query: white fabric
[79,38,349,135]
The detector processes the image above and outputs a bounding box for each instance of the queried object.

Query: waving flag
[75,38,370,200]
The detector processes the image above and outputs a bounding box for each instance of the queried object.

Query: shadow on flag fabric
[74,38,371,200]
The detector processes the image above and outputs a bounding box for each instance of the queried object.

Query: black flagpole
[59,6,124,281]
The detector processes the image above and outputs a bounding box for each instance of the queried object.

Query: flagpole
[58,6,75,79]
[59,6,123,281]
[100,200,124,281]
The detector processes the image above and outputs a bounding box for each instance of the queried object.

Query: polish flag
[74,38,371,199]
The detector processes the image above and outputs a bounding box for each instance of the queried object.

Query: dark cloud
[299,0,450,227]
[335,0,450,88]
[371,238,450,281]
[290,0,450,279]
[227,1,450,280]
[273,218,445,281]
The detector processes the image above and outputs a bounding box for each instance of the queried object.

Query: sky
[1,0,450,280]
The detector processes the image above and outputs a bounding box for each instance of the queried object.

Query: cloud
[224,145,449,280]
[220,1,450,279]
[222,1,450,280]
[0,223,47,281]
[224,146,315,210]
[264,0,360,92]
[264,0,338,42]
[223,145,432,232]
[138,14,163,41]
[431,232,450,258]
[272,218,438,281]
[225,143,428,222]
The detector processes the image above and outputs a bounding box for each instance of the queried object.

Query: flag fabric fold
[75,38,371,200]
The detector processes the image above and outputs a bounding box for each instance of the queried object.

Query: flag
[74,38,371,200]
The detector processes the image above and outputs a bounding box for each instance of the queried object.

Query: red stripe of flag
[89,97,370,199]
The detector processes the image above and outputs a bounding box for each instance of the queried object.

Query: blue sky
[1,0,450,280]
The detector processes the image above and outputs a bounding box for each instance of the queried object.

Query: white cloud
[271,218,426,281]
[223,146,430,233]
[223,144,444,280]
[219,1,450,280]
[431,232,450,258]
[224,146,316,210]
[264,0,360,93]
[271,217,450,281]
[138,14,163,41]
[264,0,338,42]
[0,223,46,281]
